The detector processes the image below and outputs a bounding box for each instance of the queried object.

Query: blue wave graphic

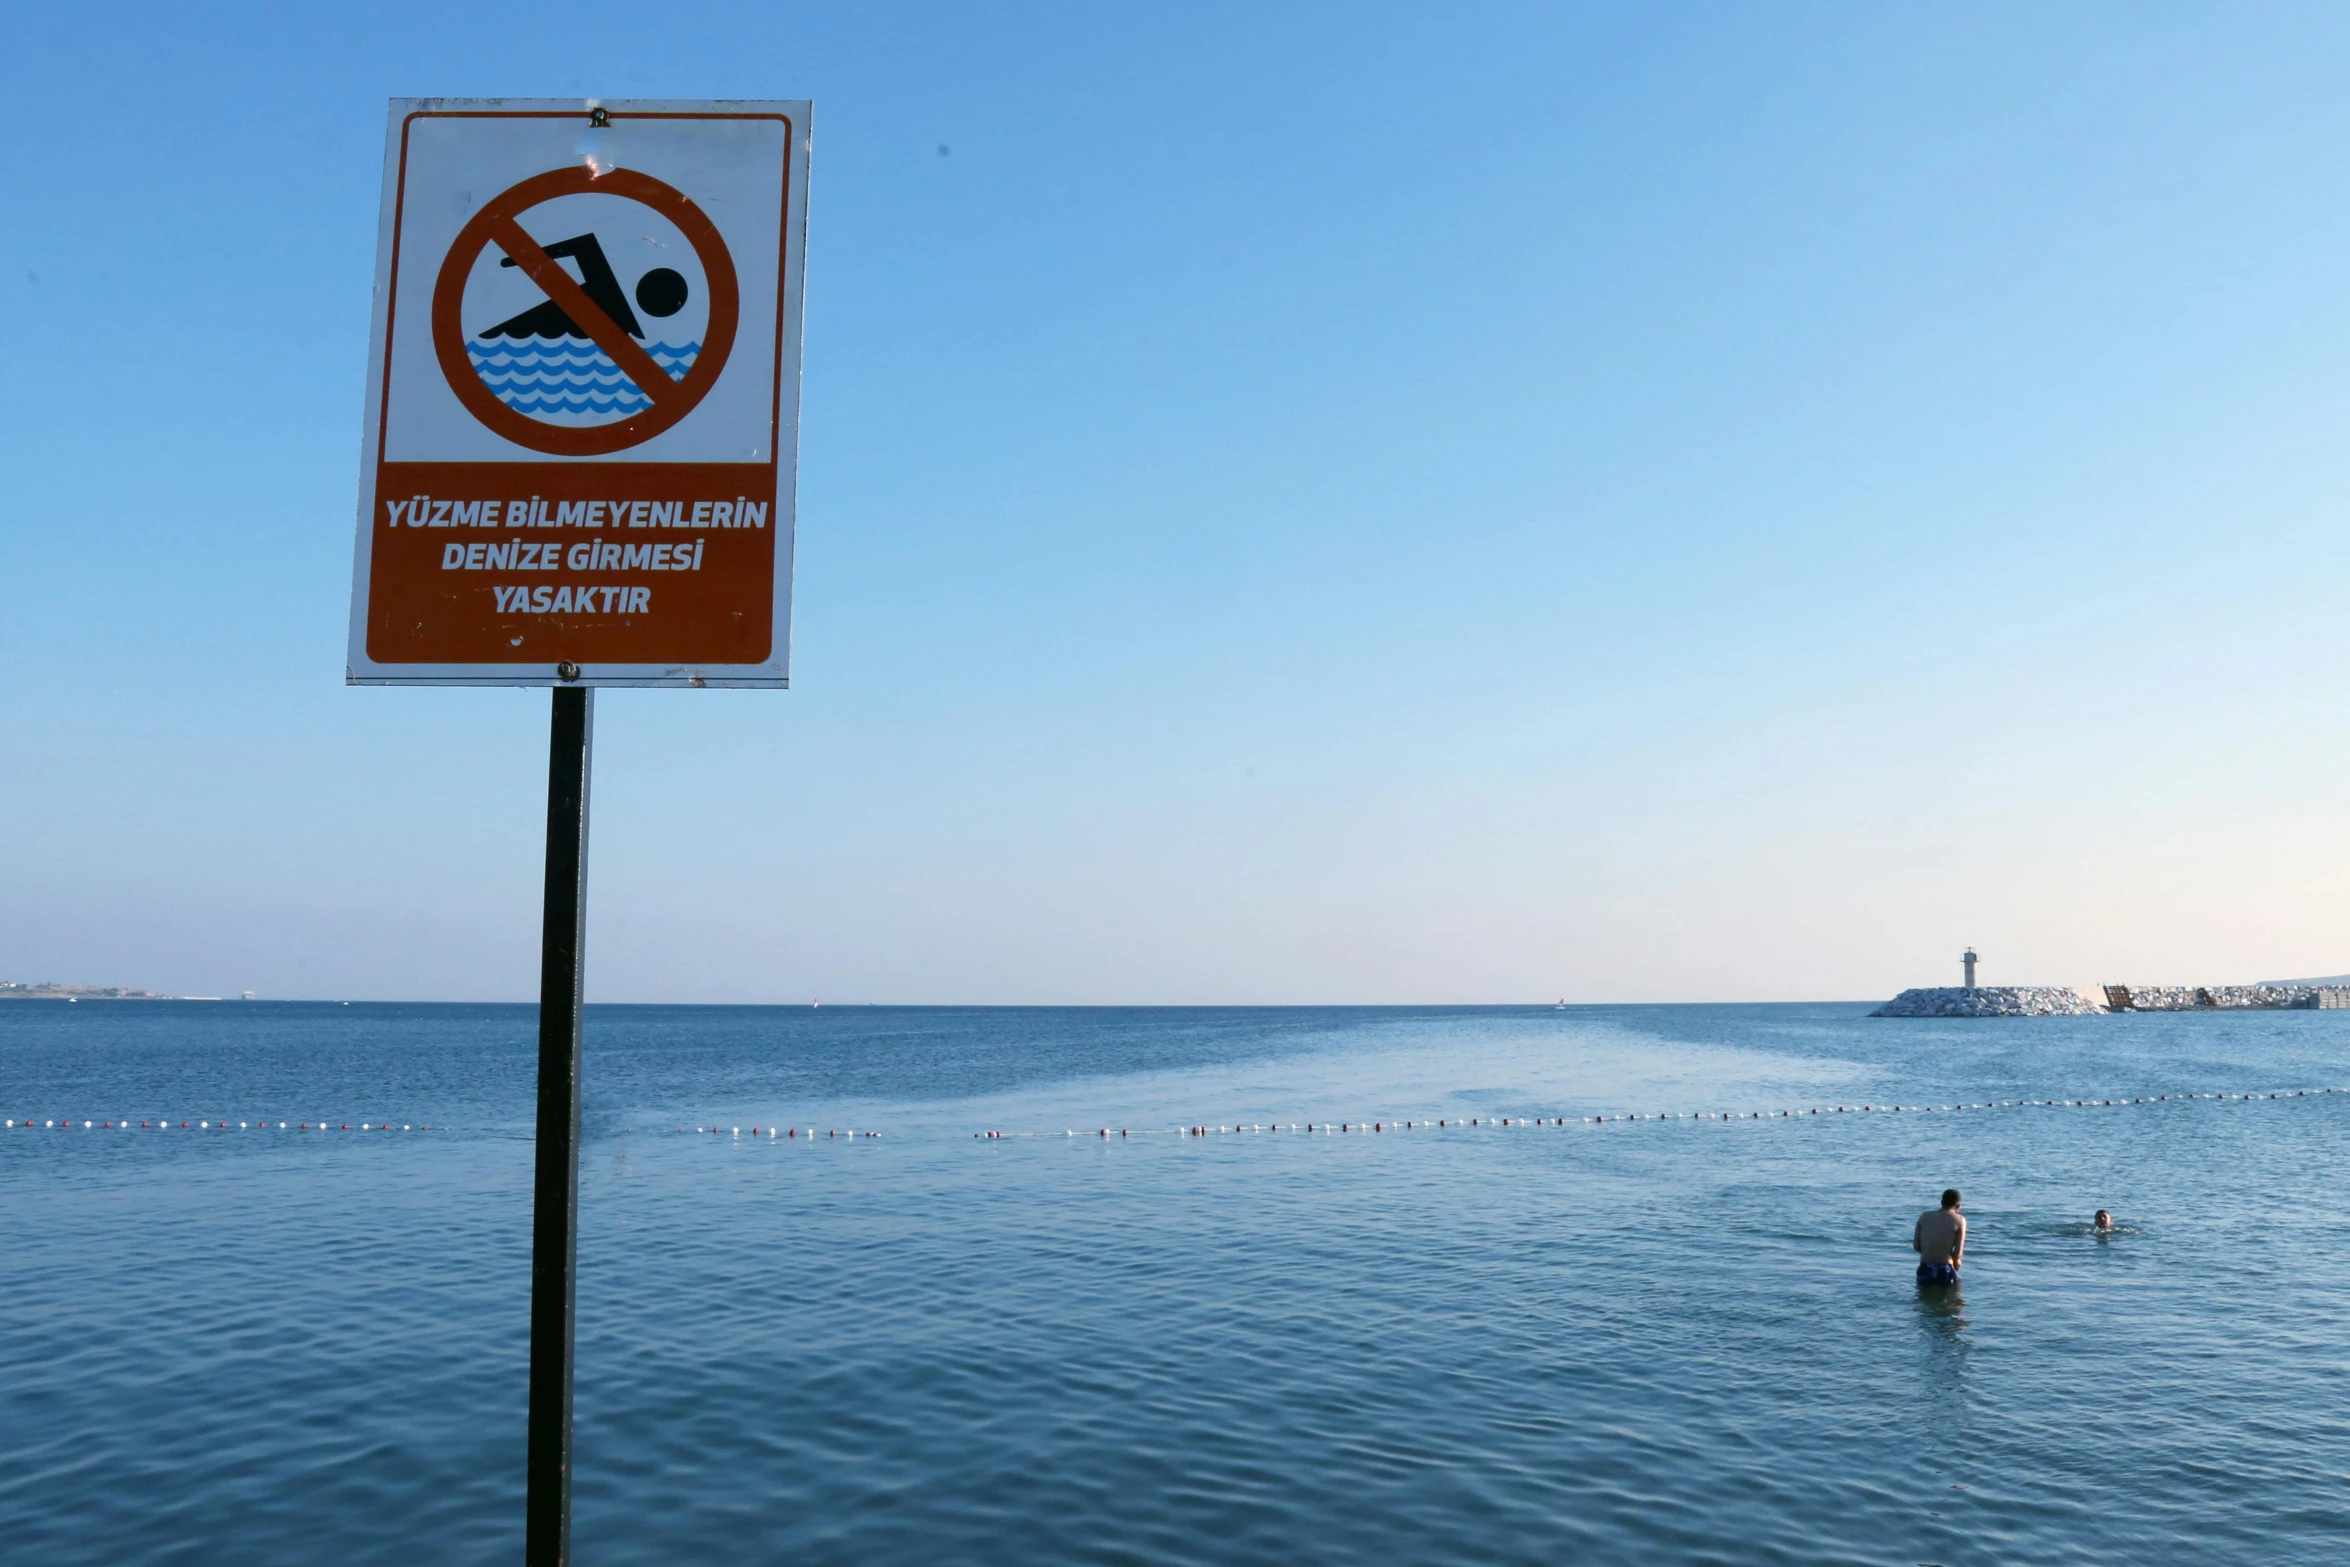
[469,339,703,366]
[497,396,659,416]
[466,337,700,422]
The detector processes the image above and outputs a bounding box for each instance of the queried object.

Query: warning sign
[348,98,810,686]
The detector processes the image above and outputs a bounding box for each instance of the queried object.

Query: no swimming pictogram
[430,165,742,456]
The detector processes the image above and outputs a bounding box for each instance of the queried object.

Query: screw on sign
[349,100,808,687]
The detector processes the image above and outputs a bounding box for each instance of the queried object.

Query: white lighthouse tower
[1963,947,1978,989]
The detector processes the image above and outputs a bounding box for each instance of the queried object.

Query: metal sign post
[346,98,810,1563]
[526,684,592,1566]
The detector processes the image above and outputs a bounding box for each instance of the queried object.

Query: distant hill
[2260,974,2350,986]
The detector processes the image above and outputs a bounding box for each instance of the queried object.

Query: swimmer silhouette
[479,233,689,340]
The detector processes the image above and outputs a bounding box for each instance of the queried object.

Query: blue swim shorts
[1916,1262,1958,1287]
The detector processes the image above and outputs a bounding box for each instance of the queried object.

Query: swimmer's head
[2094,1209,2112,1229]
[1941,1188,1962,1210]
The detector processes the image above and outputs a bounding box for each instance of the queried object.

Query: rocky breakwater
[1872,986,2104,1018]
[2105,984,2333,1011]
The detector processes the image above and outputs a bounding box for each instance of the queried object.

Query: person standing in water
[1914,1188,1966,1286]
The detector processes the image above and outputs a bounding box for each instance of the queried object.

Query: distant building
[1963,948,1978,989]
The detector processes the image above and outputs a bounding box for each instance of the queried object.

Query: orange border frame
[356,106,802,683]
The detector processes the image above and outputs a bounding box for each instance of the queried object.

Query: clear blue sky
[7,3,2350,1002]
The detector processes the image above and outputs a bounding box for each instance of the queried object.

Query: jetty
[1871,951,2350,1016]
[1873,986,2100,1017]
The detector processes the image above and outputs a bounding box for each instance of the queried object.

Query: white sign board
[347,98,810,686]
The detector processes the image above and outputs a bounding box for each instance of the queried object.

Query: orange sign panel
[348,99,809,686]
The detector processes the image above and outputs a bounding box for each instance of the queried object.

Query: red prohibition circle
[431,165,741,456]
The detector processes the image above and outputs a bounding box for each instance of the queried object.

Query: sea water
[2,1001,2345,1566]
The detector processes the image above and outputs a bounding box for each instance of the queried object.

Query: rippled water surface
[4,1002,2347,1565]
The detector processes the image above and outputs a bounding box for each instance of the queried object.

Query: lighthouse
[1963,948,1978,989]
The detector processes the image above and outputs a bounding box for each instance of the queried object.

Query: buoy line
[965,1087,2350,1142]
[658,1128,877,1138]
[20,1090,2335,1148]
[0,1122,881,1141]
[7,1119,427,1132]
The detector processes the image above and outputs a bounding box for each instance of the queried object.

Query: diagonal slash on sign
[486,215,678,405]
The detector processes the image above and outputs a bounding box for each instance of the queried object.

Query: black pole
[526,683,593,1567]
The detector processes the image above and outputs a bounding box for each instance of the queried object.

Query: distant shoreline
[0,986,218,1002]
